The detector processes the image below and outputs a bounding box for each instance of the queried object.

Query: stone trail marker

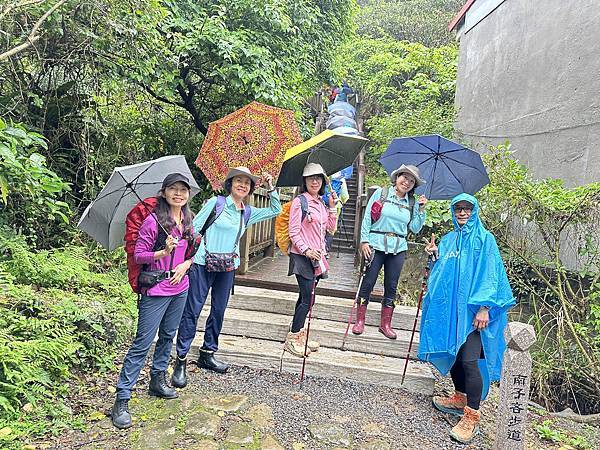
[494,322,536,450]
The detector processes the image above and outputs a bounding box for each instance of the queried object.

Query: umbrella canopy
[196,101,303,190]
[379,135,490,200]
[77,155,200,250]
[276,130,369,187]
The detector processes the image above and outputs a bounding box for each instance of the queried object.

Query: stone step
[220,286,420,331]
[188,333,434,395]
[198,307,420,359]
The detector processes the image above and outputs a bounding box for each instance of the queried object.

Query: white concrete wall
[454,0,600,187]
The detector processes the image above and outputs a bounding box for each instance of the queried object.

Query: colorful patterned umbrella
[196,101,303,190]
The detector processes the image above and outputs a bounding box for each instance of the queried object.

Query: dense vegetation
[1,0,599,447]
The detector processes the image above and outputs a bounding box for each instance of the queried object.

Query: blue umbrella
[379,135,490,200]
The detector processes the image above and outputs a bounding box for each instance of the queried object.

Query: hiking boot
[378,306,397,339]
[111,398,132,429]
[198,350,229,373]
[171,355,187,388]
[433,391,467,416]
[284,331,311,358]
[449,406,481,444]
[299,329,319,352]
[148,371,178,399]
[352,303,368,335]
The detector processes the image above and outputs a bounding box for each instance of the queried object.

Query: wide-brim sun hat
[390,164,426,187]
[223,166,261,185]
[302,162,327,178]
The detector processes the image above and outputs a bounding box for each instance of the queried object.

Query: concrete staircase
[187,286,435,395]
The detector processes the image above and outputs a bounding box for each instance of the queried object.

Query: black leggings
[291,275,319,333]
[450,331,484,410]
[358,250,406,307]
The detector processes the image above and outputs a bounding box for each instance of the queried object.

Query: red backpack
[124,197,160,293]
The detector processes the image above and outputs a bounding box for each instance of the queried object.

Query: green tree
[356,0,463,46]
[96,0,355,134]
[0,119,70,246]
[337,37,457,181]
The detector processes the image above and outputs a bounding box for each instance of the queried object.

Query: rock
[261,434,285,450]
[292,443,306,450]
[184,411,221,439]
[308,423,351,447]
[332,415,351,424]
[131,418,178,450]
[361,439,393,450]
[180,393,206,411]
[203,394,248,412]
[225,422,255,445]
[361,421,387,436]
[244,404,274,429]
[188,439,220,450]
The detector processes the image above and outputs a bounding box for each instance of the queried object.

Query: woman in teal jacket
[354,164,427,338]
[419,193,515,444]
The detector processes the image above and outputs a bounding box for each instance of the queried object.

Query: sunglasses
[453,206,473,213]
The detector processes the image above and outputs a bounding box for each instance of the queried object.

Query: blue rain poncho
[418,193,515,399]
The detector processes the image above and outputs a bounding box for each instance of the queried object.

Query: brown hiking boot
[299,329,319,352]
[449,406,481,444]
[432,391,467,416]
[284,331,310,358]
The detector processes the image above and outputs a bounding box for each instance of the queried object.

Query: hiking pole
[341,255,369,351]
[401,253,434,385]
[300,269,318,381]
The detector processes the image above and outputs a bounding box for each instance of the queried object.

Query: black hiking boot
[148,371,178,399]
[198,350,229,373]
[111,398,132,429]
[171,356,187,388]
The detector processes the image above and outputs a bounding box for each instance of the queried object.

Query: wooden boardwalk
[236,251,384,301]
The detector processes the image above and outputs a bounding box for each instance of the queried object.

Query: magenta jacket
[134,214,191,297]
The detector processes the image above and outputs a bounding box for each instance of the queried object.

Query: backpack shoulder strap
[380,186,389,203]
[298,194,309,221]
[200,195,227,236]
[408,194,415,223]
[243,205,252,226]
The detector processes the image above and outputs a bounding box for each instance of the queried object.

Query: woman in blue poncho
[418,193,515,444]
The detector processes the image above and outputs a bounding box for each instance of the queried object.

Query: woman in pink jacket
[285,163,337,357]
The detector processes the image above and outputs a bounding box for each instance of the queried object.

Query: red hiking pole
[300,271,318,381]
[401,253,434,385]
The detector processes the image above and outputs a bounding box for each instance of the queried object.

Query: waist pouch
[204,251,237,272]
[204,210,245,273]
[138,269,173,288]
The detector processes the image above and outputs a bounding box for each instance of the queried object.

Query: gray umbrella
[77,155,201,250]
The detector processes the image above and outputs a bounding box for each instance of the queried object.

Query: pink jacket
[289,193,337,276]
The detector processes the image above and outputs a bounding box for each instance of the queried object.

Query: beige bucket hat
[223,166,261,185]
[302,162,327,178]
[390,164,426,186]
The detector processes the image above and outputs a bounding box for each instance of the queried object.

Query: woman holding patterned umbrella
[172,167,281,386]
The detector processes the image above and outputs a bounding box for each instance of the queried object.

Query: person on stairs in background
[284,163,338,357]
[354,165,427,339]
[419,194,515,444]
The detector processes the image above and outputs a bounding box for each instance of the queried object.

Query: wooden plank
[197,308,420,359]
[220,286,420,331]
[184,334,434,395]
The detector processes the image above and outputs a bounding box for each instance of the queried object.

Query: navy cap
[161,173,191,189]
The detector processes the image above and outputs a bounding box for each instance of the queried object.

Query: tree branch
[0,0,68,62]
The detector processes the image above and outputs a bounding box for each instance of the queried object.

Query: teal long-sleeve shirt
[192,191,281,268]
[360,186,425,254]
